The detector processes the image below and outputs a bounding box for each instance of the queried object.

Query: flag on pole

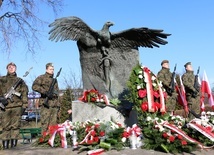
[176,76,189,114]
[201,71,214,110]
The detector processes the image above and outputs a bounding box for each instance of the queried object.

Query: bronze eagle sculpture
[48,16,171,98]
[48,16,170,49]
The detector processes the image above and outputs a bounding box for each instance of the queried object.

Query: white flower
[146,116,152,122]
[158,81,163,87]
[138,70,143,74]
[151,76,156,81]
[121,137,127,143]
[96,98,100,102]
[152,83,157,87]
[100,99,104,102]
[154,117,159,121]
[137,85,141,90]
[201,111,206,116]
[159,126,165,132]
[138,75,143,79]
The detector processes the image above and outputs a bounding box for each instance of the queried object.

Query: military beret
[6,62,16,69]
[161,60,169,66]
[46,62,54,69]
[184,62,191,68]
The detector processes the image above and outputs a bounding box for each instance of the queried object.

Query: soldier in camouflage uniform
[0,62,29,149]
[182,62,200,119]
[157,60,178,113]
[32,63,60,133]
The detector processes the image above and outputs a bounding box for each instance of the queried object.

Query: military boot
[10,139,18,148]
[2,140,9,149]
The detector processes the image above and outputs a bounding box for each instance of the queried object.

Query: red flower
[95,124,100,129]
[177,134,183,140]
[162,132,168,138]
[181,140,187,145]
[86,139,93,144]
[39,137,44,143]
[91,130,96,136]
[117,123,122,127]
[90,97,96,102]
[99,131,105,137]
[138,89,147,98]
[153,91,160,98]
[93,136,99,143]
[153,102,160,112]
[141,102,148,112]
[122,131,130,138]
[169,135,175,142]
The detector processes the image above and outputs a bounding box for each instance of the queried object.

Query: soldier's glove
[0,96,8,106]
[166,88,173,96]
[0,96,8,111]
[45,92,53,99]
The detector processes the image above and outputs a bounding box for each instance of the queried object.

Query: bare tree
[0,0,64,55]
[62,67,83,100]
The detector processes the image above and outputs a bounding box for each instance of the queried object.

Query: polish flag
[201,71,214,110]
[176,76,189,114]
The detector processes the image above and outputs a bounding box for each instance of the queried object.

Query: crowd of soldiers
[0,62,60,150]
[157,60,201,118]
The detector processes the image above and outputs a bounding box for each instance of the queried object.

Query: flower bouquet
[69,119,143,153]
[79,89,110,106]
[142,112,197,154]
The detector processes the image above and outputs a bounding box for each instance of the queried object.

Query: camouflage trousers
[165,92,178,113]
[186,95,200,120]
[0,107,22,140]
[40,106,60,133]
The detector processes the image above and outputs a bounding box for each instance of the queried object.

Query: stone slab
[72,101,137,127]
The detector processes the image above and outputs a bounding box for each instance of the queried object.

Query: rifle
[5,67,33,102]
[167,64,177,95]
[192,66,200,97]
[0,67,33,110]
[43,67,62,108]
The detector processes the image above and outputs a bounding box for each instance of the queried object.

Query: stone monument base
[72,101,137,127]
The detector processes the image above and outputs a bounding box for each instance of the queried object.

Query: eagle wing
[110,27,171,48]
[49,16,98,42]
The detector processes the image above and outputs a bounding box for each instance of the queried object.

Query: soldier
[182,62,200,119]
[32,63,60,133]
[0,62,29,149]
[157,60,178,114]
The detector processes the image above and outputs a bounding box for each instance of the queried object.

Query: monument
[48,16,170,99]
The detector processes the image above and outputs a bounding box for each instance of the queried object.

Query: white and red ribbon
[163,122,214,149]
[188,120,214,142]
[87,149,105,155]
[158,81,166,113]
[48,124,67,148]
[143,67,155,112]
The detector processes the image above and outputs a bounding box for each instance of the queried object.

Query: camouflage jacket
[157,67,173,90]
[182,70,199,96]
[0,73,29,108]
[32,72,60,107]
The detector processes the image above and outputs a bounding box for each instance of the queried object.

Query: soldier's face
[7,65,16,74]
[162,63,169,69]
[186,65,193,71]
[46,66,54,75]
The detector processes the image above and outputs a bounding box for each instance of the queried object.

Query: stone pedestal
[72,101,137,127]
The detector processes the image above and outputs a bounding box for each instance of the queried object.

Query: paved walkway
[0,139,214,155]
